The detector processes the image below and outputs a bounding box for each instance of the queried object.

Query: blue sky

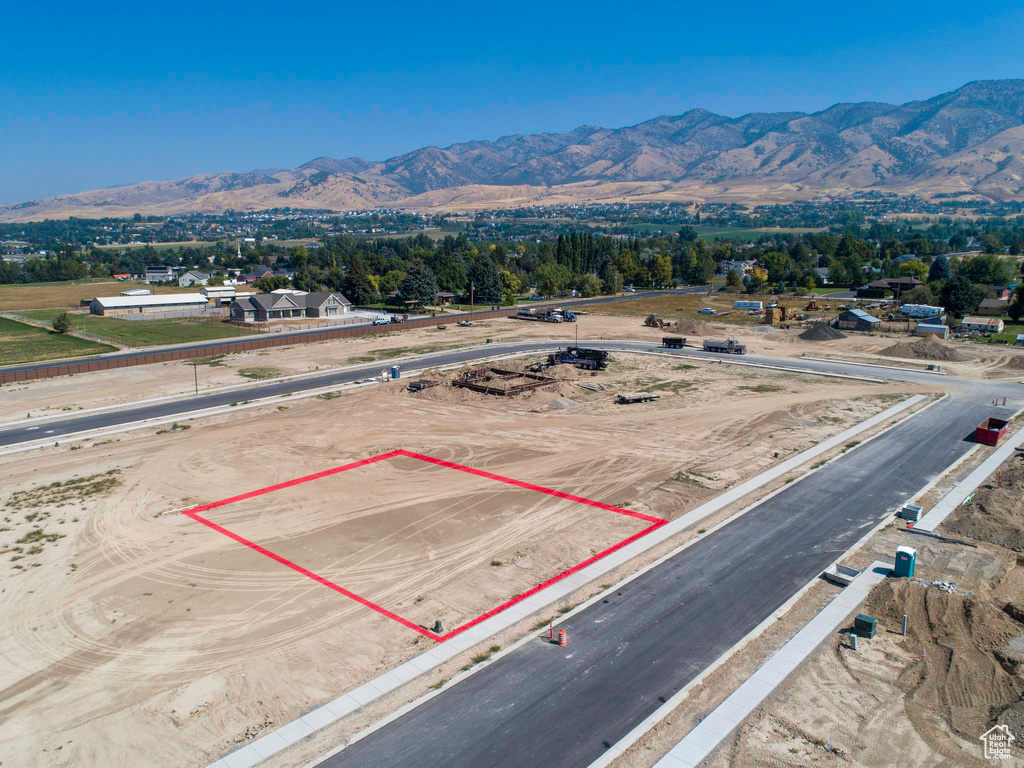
[3,1,1023,202]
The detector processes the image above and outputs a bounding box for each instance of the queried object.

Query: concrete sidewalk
[206,396,928,768]
[916,422,1024,533]
[653,561,893,768]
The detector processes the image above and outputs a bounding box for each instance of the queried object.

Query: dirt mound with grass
[798,324,847,341]
[944,460,1024,552]
[674,318,713,335]
[879,336,970,362]
[865,579,1024,743]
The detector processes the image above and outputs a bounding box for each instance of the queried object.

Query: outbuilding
[836,308,881,332]
[960,316,1005,333]
[977,298,1007,316]
[914,323,949,339]
[90,293,208,317]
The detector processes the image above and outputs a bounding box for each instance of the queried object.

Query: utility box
[899,503,922,522]
[853,613,877,639]
[894,546,917,578]
[391,365,401,379]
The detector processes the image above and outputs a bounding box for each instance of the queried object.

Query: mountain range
[5,79,1024,221]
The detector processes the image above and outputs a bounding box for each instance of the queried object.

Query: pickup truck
[697,307,717,314]
[372,315,391,326]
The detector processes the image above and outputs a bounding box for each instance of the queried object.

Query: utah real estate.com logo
[980,725,1016,760]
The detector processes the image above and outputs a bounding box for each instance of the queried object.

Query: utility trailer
[616,392,660,404]
[975,417,1009,446]
[703,338,747,354]
[662,336,686,349]
[515,307,566,323]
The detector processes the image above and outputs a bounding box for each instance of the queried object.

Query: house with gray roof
[229,291,351,322]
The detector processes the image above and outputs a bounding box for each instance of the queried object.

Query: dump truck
[662,336,686,348]
[703,338,747,354]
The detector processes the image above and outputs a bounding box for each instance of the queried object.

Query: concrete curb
[651,561,894,768]
[203,395,928,768]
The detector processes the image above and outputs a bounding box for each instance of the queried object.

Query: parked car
[697,307,717,314]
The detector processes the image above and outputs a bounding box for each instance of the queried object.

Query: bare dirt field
[0,350,916,768]
[7,299,1019,426]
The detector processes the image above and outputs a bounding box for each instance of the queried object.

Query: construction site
[0,294,1022,768]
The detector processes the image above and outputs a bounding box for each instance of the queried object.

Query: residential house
[229,291,350,322]
[178,270,211,287]
[719,259,757,277]
[813,267,831,285]
[977,298,1008,316]
[143,266,176,283]
[238,267,296,285]
[989,286,1012,300]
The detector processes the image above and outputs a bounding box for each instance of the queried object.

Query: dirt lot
[691,453,1024,768]
[0,351,916,768]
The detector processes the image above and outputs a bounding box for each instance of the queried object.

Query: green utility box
[853,613,877,638]
[894,546,917,578]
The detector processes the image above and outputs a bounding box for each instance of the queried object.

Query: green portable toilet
[894,546,916,578]
[854,613,877,638]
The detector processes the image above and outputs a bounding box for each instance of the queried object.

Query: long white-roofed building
[89,293,209,317]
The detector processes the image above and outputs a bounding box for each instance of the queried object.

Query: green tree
[379,269,405,297]
[342,256,379,305]
[651,254,673,287]
[899,259,928,281]
[534,263,572,296]
[499,270,521,302]
[939,275,985,317]
[726,269,741,288]
[574,273,601,298]
[927,254,952,282]
[253,275,290,292]
[1008,285,1024,322]
[677,225,698,242]
[399,262,438,307]
[207,273,225,286]
[600,263,623,294]
[467,258,502,304]
[51,311,71,334]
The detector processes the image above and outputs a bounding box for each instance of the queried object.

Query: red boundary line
[180,450,667,642]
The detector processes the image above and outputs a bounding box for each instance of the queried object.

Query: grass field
[0,317,116,366]
[577,293,831,326]
[988,320,1024,344]
[0,280,197,311]
[15,310,259,348]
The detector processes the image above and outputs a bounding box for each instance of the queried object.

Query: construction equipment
[456,320,473,327]
[616,392,660,404]
[703,338,747,354]
[547,346,609,370]
[805,300,820,311]
[644,313,671,328]
[662,336,686,348]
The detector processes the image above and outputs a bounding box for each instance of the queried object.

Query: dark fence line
[0,306,524,384]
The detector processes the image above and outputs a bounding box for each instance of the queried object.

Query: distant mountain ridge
[5,79,1024,221]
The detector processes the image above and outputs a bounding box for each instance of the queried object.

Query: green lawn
[0,317,116,366]
[989,320,1024,344]
[15,310,259,348]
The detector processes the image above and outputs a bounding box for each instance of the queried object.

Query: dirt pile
[879,336,970,362]
[865,580,1024,743]
[798,324,847,341]
[675,318,713,335]
[1002,354,1024,372]
[944,459,1024,552]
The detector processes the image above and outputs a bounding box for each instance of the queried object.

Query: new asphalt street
[321,391,1018,768]
[0,338,982,448]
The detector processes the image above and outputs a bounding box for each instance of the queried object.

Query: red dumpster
[975,417,1009,446]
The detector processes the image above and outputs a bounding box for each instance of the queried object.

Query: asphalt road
[0,338,971,448]
[0,288,710,378]
[321,392,1017,768]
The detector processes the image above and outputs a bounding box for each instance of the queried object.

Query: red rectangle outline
[181,449,667,642]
